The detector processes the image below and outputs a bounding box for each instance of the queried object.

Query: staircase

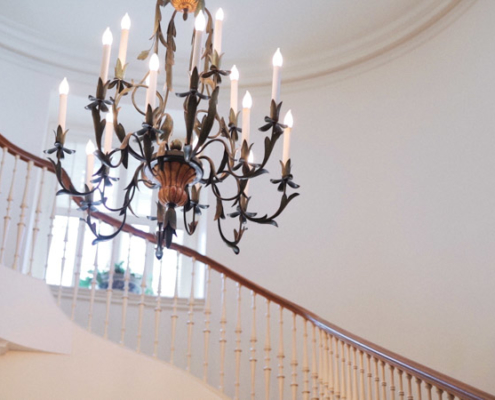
[0,133,493,400]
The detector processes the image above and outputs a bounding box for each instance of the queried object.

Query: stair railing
[0,133,493,400]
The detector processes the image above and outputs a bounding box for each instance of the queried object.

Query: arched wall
[206,1,495,394]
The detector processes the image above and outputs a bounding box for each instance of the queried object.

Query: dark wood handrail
[1,133,493,400]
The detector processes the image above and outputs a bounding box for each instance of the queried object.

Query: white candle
[86,140,96,189]
[104,112,114,153]
[100,28,113,83]
[213,8,224,56]
[282,110,293,164]
[118,14,131,66]
[58,78,69,131]
[271,48,283,103]
[191,11,206,73]
[242,91,252,144]
[146,54,160,111]
[230,65,239,114]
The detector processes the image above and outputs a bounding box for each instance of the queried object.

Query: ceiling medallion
[46,1,300,257]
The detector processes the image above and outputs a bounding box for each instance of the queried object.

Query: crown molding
[0,0,474,91]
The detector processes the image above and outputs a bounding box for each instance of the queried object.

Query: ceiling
[0,0,463,86]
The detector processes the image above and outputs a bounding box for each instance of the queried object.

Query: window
[45,129,206,298]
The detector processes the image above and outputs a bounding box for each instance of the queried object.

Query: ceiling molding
[0,0,473,90]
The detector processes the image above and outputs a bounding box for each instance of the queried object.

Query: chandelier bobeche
[46,0,300,258]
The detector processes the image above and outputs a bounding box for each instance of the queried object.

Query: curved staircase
[0,133,493,400]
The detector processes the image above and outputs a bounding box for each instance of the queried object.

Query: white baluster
[374,358,381,400]
[219,273,227,392]
[250,291,258,400]
[13,160,33,271]
[341,341,347,400]
[367,355,373,400]
[186,258,196,371]
[87,245,99,332]
[390,366,397,400]
[28,167,46,276]
[302,320,311,400]
[170,253,180,365]
[264,299,272,400]
[311,324,319,400]
[0,147,6,193]
[319,328,325,399]
[203,265,212,382]
[290,313,299,400]
[103,244,116,338]
[352,347,359,400]
[380,361,387,400]
[153,257,164,358]
[71,218,87,321]
[120,233,133,345]
[359,351,366,400]
[277,306,285,400]
[347,345,354,400]
[44,193,57,281]
[234,283,242,400]
[324,332,331,399]
[0,155,19,264]
[334,336,341,400]
[57,198,73,306]
[136,242,150,352]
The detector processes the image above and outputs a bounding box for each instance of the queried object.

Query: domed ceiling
[0,0,464,85]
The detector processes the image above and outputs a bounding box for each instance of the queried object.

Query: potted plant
[79,262,142,294]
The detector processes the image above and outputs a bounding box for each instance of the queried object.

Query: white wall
[205,1,495,394]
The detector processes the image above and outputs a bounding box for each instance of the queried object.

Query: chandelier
[46,0,300,258]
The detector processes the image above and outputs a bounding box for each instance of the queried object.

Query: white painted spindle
[319,329,325,399]
[136,242,150,352]
[0,147,6,192]
[234,283,242,400]
[334,336,341,400]
[170,253,180,364]
[203,265,212,382]
[341,341,347,400]
[71,219,86,321]
[186,258,196,371]
[153,257,164,358]
[311,324,319,400]
[277,306,285,400]
[87,245,99,332]
[302,320,310,400]
[44,194,57,281]
[13,160,33,271]
[250,291,258,400]
[324,332,330,400]
[352,347,359,400]
[28,167,46,276]
[390,366,397,400]
[264,299,272,400]
[381,361,388,400]
[58,199,73,306]
[120,233,133,345]
[219,273,227,392]
[103,243,116,337]
[374,358,381,400]
[291,313,298,400]
[0,155,19,264]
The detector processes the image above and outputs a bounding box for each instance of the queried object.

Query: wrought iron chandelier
[46,0,300,258]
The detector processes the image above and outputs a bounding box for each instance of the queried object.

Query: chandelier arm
[131,82,150,117]
[216,215,244,255]
[183,205,198,236]
[240,192,300,227]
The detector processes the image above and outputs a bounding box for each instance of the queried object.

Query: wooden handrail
[1,133,493,400]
